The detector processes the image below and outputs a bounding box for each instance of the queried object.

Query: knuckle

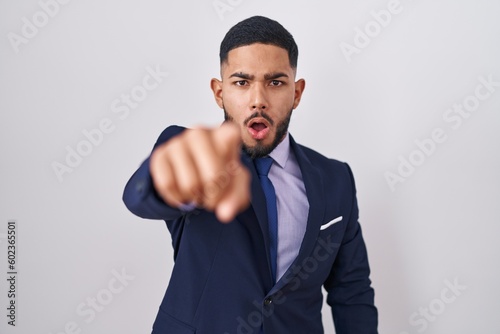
[185,127,208,141]
[178,181,200,200]
[214,169,231,190]
[202,177,222,202]
[154,177,175,196]
[166,136,183,152]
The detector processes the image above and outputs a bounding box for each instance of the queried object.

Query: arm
[122,124,250,223]
[323,164,378,333]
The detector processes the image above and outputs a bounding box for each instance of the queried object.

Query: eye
[270,80,283,86]
[234,80,248,86]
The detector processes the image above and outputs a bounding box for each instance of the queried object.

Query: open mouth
[247,118,270,140]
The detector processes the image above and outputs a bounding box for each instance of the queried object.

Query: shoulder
[156,125,186,142]
[292,140,357,199]
[295,142,354,179]
[152,125,187,150]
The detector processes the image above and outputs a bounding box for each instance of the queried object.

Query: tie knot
[254,157,273,176]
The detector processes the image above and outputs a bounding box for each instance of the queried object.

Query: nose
[250,84,268,110]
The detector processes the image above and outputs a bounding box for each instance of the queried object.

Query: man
[123,16,378,334]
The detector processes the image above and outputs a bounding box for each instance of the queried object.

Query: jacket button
[264,297,272,306]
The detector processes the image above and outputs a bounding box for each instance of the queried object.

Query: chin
[242,140,275,159]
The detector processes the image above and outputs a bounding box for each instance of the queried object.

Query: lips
[247,118,270,140]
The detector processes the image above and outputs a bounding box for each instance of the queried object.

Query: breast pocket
[320,216,343,231]
[318,215,345,247]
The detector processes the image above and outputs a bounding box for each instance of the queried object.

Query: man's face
[211,43,305,158]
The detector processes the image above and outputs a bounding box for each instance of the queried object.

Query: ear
[293,79,306,109]
[210,78,224,109]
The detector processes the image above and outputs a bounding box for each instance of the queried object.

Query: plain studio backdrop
[1,1,499,333]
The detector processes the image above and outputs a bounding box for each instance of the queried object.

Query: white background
[1,0,499,333]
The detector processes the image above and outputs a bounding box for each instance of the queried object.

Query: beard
[224,108,293,159]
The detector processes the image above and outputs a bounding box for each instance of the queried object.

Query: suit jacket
[123,126,378,334]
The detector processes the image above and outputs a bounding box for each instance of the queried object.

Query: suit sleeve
[323,163,378,333]
[122,125,187,221]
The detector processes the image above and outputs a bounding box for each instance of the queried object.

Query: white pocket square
[320,216,343,230]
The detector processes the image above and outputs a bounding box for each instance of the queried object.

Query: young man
[123,16,378,334]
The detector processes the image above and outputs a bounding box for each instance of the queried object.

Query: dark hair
[219,16,298,69]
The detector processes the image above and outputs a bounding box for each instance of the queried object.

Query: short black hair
[219,16,298,69]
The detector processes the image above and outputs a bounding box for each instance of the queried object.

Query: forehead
[221,43,293,77]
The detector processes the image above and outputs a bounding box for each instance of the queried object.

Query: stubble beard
[224,108,293,159]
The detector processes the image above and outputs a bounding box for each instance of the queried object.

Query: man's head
[219,16,299,71]
[211,16,305,159]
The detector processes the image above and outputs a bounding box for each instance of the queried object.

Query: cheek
[222,95,248,116]
[276,94,295,113]
[223,104,245,125]
[222,90,244,108]
[273,89,295,106]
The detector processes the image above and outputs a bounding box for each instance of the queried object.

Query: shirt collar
[269,132,290,169]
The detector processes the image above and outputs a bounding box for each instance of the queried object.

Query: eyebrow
[264,72,289,80]
[228,72,289,80]
[229,72,254,80]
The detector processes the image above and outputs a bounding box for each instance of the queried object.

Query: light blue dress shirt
[268,133,309,282]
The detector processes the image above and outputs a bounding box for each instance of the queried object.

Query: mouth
[247,117,271,140]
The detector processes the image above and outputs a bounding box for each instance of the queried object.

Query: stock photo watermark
[5,221,18,326]
[51,64,169,183]
[47,268,135,334]
[213,0,244,21]
[339,0,417,63]
[399,277,466,334]
[7,0,72,54]
[385,74,499,192]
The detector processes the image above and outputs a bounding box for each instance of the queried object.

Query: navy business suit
[123,126,378,333]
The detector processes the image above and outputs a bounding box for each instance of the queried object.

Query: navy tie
[254,157,278,283]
